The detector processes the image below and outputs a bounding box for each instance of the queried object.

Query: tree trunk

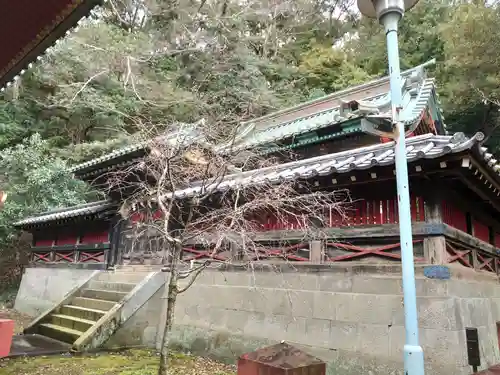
[157,243,181,375]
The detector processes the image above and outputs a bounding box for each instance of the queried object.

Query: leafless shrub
[101,120,349,374]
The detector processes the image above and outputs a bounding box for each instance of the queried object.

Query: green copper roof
[258,120,362,155]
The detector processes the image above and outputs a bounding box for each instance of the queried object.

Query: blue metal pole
[381,12,425,375]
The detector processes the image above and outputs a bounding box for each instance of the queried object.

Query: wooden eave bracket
[463,156,500,197]
[361,117,417,139]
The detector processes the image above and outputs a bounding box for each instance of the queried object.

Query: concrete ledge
[15,268,98,317]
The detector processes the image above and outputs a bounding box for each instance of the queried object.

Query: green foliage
[0,349,236,375]
[299,45,372,93]
[0,134,91,245]
[352,0,448,75]
[438,2,500,149]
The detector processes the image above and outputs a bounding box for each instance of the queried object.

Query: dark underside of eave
[16,210,117,230]
[0,0,103,89]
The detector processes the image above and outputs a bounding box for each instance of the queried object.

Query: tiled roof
[165,132,486,199]
[68,121,208,175]
[68,142,145,174]
[14,200,115,227]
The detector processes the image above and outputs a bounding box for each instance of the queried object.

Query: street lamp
[355,0,425,375]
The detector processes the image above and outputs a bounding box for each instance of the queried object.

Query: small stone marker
[237,342,326,375]
[0,319,15,358]
[423,265,451,280]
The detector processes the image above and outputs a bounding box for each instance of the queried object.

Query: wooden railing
[30,228,111,266]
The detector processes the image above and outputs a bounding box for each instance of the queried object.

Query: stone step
[38,323,83,344]
[80,288,128,302]
[59,305,107,322]
[94,271,150,283]
[87,280,136,293]
[50,314,95,333]
[71,297,116,311]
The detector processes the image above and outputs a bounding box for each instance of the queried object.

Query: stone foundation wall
[14,265,500,374]
[15,267,95,317]
[169,265,500,375]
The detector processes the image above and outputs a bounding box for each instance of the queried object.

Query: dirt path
[0,309,236,375]
[0,350,236,375]
[0,309,32,333]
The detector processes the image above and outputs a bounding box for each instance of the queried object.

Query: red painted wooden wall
[55,234,78,246]
[472,218,490,243]
[253,196,426,231]
[80,230,109,244]
[441,200,467,233]
[34,238,53,247]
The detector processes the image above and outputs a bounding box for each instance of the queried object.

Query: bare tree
[102,121,349,375]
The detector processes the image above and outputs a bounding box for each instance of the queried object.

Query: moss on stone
[0,349,236,375]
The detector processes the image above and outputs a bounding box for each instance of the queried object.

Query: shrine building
[12,60,500,374]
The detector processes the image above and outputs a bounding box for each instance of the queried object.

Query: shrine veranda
[13,61,500,374]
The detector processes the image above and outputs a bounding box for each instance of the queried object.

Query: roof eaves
[164,132,484,200]
[0,0,105,92]
[237,59,436,131]
[255,122,363,156]
[68,142,147,174]
[225,65,437,153]
[14,200,115,227]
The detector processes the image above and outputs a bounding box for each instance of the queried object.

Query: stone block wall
[14,265,500,375]
[168,265,500,375]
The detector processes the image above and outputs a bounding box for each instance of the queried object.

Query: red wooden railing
[441,200,468,233]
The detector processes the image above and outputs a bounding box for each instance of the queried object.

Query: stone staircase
[24,270,164,352]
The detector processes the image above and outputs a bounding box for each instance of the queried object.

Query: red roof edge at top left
[0,0,104,90]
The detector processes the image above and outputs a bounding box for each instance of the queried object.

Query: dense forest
[0,0,498,284]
